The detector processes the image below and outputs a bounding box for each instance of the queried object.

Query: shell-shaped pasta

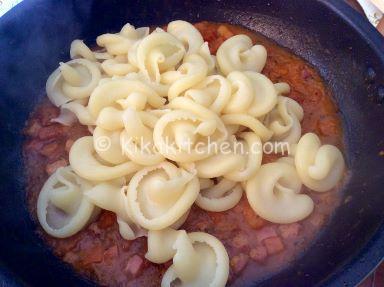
[120,109,165,166]
[60,100,96,126]
[46,59,101,107]
[96,24,149,56]
[126,162,200,230]
[295,133,345,192]
[93,126,128,165]
[37,166,97,238]
[87,79,165,118]
[101,55,138,76]
[265,96,304,150]
[146,229,229,287]
[184,75,231,114]
[221,113,272,142]
[153,109,227,162]
[69,136,142,181]
[70,39,112,61]
[246,161,314,224]
[161,54,208,100]
[196,178,243,212]
[85,180,146,240]
[216,34,267,76]
[167,20,204,54]
[136,31,186,82]
[223,71,277,117]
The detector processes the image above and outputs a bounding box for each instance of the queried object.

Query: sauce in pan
[23,22,344,286]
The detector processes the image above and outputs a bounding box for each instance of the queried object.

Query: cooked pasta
[37,20,346,287]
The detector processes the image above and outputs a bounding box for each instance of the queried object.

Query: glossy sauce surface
[24,22,344,286]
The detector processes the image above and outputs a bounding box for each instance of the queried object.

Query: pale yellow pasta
[60,100,96,126]
[135,31,186,82]
[221,113,272,142]
[198,42,216,74]
[153,109,227,162]
[184,75,231,114]
[295,133,345,192]
[216,34,267,75]
[93,126,128,164]
[196,178,243,212]
[70,39,112,61]
[265,95,304,152]
[167,20,204,54]
[161,54,208,100]
[126,162,199,230]
[223,71,277,117]
[97,23,149,56]
[69,136,142,181]
[46,59,101,106]
[88,78,165,118]
[246,161,314,224]
[146,229,229,287]
[101,55,138,76]
[37,166,97,238]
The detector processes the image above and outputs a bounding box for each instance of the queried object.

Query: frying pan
[0,0,383,286]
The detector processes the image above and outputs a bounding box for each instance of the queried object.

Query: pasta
[146,228,229,287]
[37,166,97,238]
[246,161,314,224]
[216,34,267,75]
[37,20,346,286]
[295,133,345,192]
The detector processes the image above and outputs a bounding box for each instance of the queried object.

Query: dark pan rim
[318,1,384,286]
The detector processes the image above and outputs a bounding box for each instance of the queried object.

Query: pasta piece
[135,31,186,82]
[246,161,314,224]
[46,59,101,106]
[93,126,128,165]
[37,166,97,238]
[264,96,304,153]
[295,133,345,192]
[97,24,149,56]
[216,34,267,75]
[153,109,227,162]
[60,99,96,126]
[221,113,272,142]
[223,71,277,117]
[198,42,216,74]
[88,78,165,118]
[101,55,138,76]
[126,162,199,230]
[167,20,204,54]
[69,136,142,181]
[161,54,208,100]
[70,39,112,61]
[196,178,243,212]
[120,109,165,165]
[184,75,231,114]
[146,229,229,287]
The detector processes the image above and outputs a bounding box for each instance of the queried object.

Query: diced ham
[38,125,67,140]
[63,251,79,263]
[217,25,234,39]
[81,245,104,265]
[125,255,144,277]
[103,245,118,264]
[231,233,249,250]
[242,205,265,229]
[309,213,325,227]
[249,246,268,262]
[45,159,67,175]
[278,223,301,239]
[39,105,60,126]
[39,142,59,157]
[65,139,75,153]
[24,120,41,137]
[263,236,285,255]
[230,253,249,274]
[98,212,116,229]
[256,226,277,243]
